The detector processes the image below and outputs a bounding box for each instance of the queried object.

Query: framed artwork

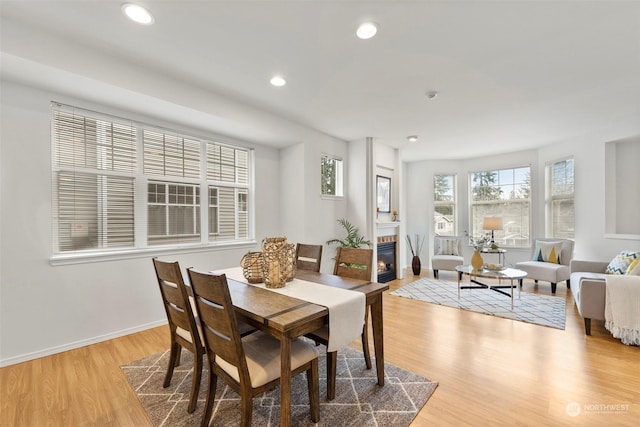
[376,175,391,213]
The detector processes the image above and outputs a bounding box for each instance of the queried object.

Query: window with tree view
[470,166,530,248]
[547,158,574,239]
[321,155,343,197]
[434,174,456,236]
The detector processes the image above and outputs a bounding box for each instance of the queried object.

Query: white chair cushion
[215,331,318,388]
[516,261,570,283]
[432,255,464,270]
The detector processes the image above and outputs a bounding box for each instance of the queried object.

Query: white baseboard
[0,320,167,367]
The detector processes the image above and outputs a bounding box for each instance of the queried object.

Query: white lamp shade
[483,217,503,231]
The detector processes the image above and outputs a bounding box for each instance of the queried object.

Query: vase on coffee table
[471,250,484,270]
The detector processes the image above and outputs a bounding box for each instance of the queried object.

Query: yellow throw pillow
[606,251,640,275]
[626,258,640,276]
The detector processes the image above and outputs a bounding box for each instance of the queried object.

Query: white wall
[279,136,349,273]
[538,135,640,260]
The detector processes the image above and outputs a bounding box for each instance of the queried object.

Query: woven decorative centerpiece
[261,236,297,288]
[240,251,264,283]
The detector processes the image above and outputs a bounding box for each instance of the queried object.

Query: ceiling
[1,1,639,161]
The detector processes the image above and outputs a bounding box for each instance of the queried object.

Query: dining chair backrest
[296,243,323,272]
[333,247,373,281]
[186,269,251,385]
[152,258,201,348]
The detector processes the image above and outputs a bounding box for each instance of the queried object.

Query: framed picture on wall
[376,175,391,213]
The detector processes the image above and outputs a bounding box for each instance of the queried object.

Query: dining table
[221,267,389,427]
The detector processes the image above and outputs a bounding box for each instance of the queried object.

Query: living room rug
[121,345,437,427]
[391,278,566,329]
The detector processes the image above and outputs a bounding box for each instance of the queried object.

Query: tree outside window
[470,166,530,247]
[321,155,343,197]
[434,174,456,236]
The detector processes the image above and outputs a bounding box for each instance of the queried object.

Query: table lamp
[483,216,503,245]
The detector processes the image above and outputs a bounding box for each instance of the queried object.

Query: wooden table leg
[370,295,385,386]
[280,337,291,427]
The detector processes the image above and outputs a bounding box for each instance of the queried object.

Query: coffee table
[455,265,527,309]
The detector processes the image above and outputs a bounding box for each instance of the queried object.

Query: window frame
[433,174,457,236]
[546,157,575,239]
[469,165,531,249]
[320,154,344,198]
[50,103,255,265]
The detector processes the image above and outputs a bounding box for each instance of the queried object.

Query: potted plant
[326,218,372,269]
[326,218,372,248]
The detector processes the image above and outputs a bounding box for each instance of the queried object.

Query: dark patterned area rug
[391,278,566,329]
[121,345,437,426]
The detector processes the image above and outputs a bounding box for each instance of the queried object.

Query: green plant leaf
[326,218,372,248]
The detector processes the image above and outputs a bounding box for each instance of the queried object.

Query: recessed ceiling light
[270,76,286,87]
[426,90,438,100]
[356,22,378,39]
[122,3,154,25]
[407,135,419,143]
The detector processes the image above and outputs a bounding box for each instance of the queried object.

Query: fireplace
[377,241,396,283]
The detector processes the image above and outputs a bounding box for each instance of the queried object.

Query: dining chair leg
[187,350,203,413]
[240,384,253,427]
[361,308,372,370]
[175,344,182,367]
[326,351,337,400]
[163,341,180,388]
[307,359,320,422]
[200,368,216,427]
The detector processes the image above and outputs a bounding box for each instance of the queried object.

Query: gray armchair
[432,236,464,279]
[516,238,574,294]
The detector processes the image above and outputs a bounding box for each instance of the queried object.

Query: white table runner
[215,267,366,352]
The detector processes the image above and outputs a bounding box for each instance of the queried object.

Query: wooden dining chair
[305,246,373,399]
[152,258,204,414]
[186,268,320,427]
[295,243,323,272]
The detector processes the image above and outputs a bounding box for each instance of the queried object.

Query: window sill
[50,240,257,266]
[320,195,344,201]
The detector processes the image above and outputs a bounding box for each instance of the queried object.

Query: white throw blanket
[604,275,640,346]
[215,267,366,352]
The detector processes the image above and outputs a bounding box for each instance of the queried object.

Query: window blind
[52,106,136,253]
[143,129,200,178]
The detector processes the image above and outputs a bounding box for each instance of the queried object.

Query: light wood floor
[1,268,638,426]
